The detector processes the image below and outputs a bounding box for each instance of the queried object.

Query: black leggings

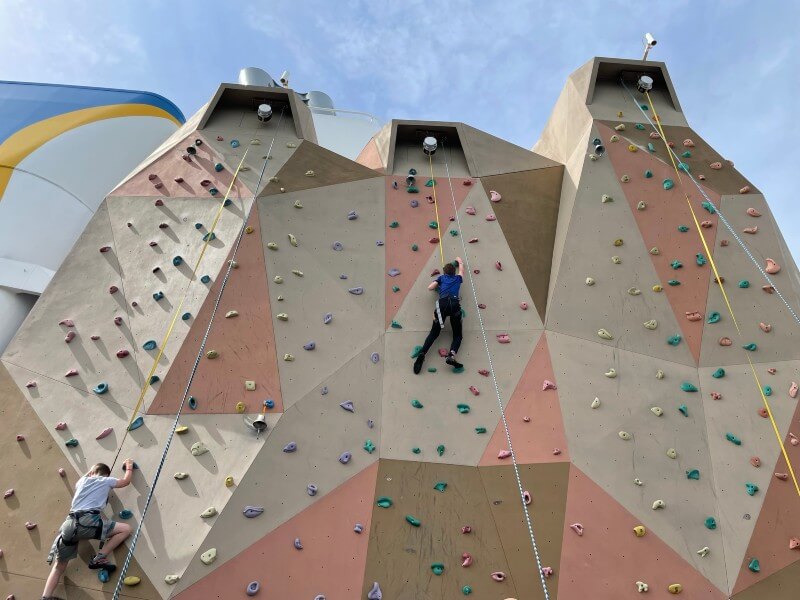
[421,297,462,355]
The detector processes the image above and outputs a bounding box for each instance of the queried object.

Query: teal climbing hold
[411,399,423,409]
[173,256,183,266]
[389,221,399,228]
[457,404,470,414]
[200,275,211,284]
[686,469,701,480]
[644,169,653,178]
[392,286,400,293]
[411,244,418,251]
[224,198,232,206]
[376,497,393,508]
[364,439,376,454]
[93,382,109,395]
[391,320,403,329]
[667,334,682,346]
[153,291,164,301]
[742,343,758,351]
[668,279,681,286]
[65,438,79,447]
[452,366,465,374]
[712,368,726,379]
[428,221,438,229]
[181,312,191,321]
[738,280,750,288]
[635,123,645,130]
[641,104,649,110]
[460,308,466,319]
[203,232,216,241]
[405,515,421,527]
[436,444,445,456]
[696,253,707,266]
[462,585,472,595]
[149,375,160,384]
[678,404,689,417]
[681,150,692,158]
[475,427,487,434]
[431,563,445,576]
[433,482,447,492]
[98,569,110,583]
[214,162,224,172]
[726,432,742,445]
[664,179,675,190]
[678,162,690,173]
[677,224,689,232]
[209,188,218,196]
[411,346,423,358]
[119,509,133,520]
[681,382,698,392]
[763,385,772,396]
[671,260,683,269]
[427,367,437,373]
[128,416,144,431]
[704,517,717,529]
[425,179,436,187]
[143,340,157,351]
[701,201,716,214]
[748,558,760,573]
[707,312,721,323]
[745,482,759,496]
[188,396,197,410]
[412,447,421,454]
[647,142,656,152]
[407,186,419,193]
[449,229,458,237]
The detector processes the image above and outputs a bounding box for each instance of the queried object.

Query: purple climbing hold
[371,352,380,364]
[243,506,264,518]
[367,582,383,600]
[321,386,329,395]
[294,537,303,550]
[303,341,316,351]
[349,287,364,295]
[367,419,374,429]
[340,274,348,279]
[307,484,318,496]
[340,401,355,413]
[283,442,297,453]
[388,268,400,277]
[410,199,419,208]
[323,313,333,324]
[246,581,260,596]
[339,451,352,464]
[354,523,364,534]
[347,210,358,220]
[376,240,384,246]
[332,241,344,251]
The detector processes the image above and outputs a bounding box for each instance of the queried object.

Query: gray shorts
[53,512,116,562]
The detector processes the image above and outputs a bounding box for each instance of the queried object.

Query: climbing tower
[1,57,798,599]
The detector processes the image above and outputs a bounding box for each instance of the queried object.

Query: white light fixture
[422,136,437,155]
[257,103,273,122]
[637,75,654,94]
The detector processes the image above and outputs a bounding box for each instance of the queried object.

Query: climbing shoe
[88,555,116,572]
[445,353,464,370]
[413,352,426,374]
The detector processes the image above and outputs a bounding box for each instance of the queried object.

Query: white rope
[440,139,551,599]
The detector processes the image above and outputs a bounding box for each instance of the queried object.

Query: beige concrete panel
[544,130,697,366]
[589,81,688,127]
[698,361,800,592]
[2,201,145,404]
[373,123,392,170]
[533,77,593,166]
[700,194,800,366]
[173,341,383,594]
[546,331,729,591]
[392,184,544,333]
[732,560,800,600]
[105,196,253,413]
[391,140,470,178]
[458,123,561,177]
[258,178,386,408]
[380,330,539,466]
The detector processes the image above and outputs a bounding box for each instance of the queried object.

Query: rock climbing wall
[2,58,799,600]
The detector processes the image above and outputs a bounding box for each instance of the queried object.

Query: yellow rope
[645,91,800,497]
[429,152,445,267]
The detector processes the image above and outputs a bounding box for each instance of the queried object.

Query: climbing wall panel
[384,175,472,328]
[2,201,144,403]
[480,166,564,322]
[148,203,281,415]
[380,330,539,466]
[172,340,383,594]
[545,128,697,367]
[258,177,385,409]
[477,463,570,598]
[361,460,520,600]
[110,132,252,199]
[700,194,800,367]
[459,122,562,177]
[600,121,721,364]
[546,331,729,591]
[558,465,727,599]
[732,561,800,600]
[173,462,378,600]
[479,332,570,466]
[355,138,386,173]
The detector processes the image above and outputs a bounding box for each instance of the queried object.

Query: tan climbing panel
[459,122,561,177]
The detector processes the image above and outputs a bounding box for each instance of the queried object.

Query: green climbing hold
[726,432,742,445]
[664,179,675,190]
[678,404,689,416]
[411,345,423,358]
[745,482,759,496]
[411,399,424,409]
[65,438,79,447]
[738,280,750,288]
[681,150,692,158]
[428,221,438,229]
[704,517,717,529]
[427,367,437,373]
[671,260,683,269]
[763,385,772,396]
[462,586,473,595]
[364,439,376,454]
[391,320,403,329]
[742,343,757,351]
[696,253,707,266]
[425,179,436,187]
[475,427,487,434]
[431,563,445,576]
[701,201,716,214]
[641,104,649,110]
[436,444,445,456]
[412,447,421,454]
[647,142,656,152]
[687,469,701,480]
[433,482,447,492]
[457,404,470,414]
[644,169,653,178]
[452,366,465,374]
[149,375,160,384]
[678,162,691,173]
[411,244,418,251]
[677,224,689,232]
[667,334,682,346]
[449,229,459,237]
[392,286,400,293]
[748,558,760,573]
[712,368,725,379]
[681,382,698,392]
[407,186,419,193]
[707,312,721,323]
[460,308,466,319]
[376,497,393,508]
[389,221,399,228]
[635,123,645,130]
[202,232,216,242]
[405,515,421,527]
[668,279,681,286]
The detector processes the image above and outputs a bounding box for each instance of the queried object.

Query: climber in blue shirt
[413,257,464,374]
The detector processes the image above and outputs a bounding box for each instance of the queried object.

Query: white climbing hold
[165,575,180,585]
[656,370,664,380]
[628,287,641,296]
[597,329,614,340]
[277,313,288,321]
[604,369,617,378]
[586,277,595,286]
[611,256,621,264]
[288,234,298,247]
[174,472,189,480]
[225,310,239,318]
[652,499,666,510]
[200,507,218,518]
[274,275,283,284]
[619,431,632,440]
[634,478,644,486]
[200,548,217,565]
[697,547,710,558]
[294,200,303,208]
[614,123,626,131]
[267,242,278,251]
[190,442,208,456]
[601,194,613,203]
[284,354,295,361]
[292,269,303,277]
[643,320,658,330]
[636,581,649,593]
[305,170,315,177]
[651,407,664,417]
[637,201,646,210]
[666,448,677,459]
[591,397,601,409]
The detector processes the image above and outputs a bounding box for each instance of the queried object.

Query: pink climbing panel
[732,401,800,595]
[173,462,379,599]
[384,176,473,328]
[559,465,727,599]
[355,139,385,173]
[599,123,720,364]
[148,203,283,414]
[110,132,253,198]
[479,333,570,466]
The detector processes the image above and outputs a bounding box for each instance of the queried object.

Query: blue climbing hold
[265,399,275,409]
[667,334,682,346]
[214,163,224,172]
[742,343,758,351]
[119,509,133,520]
[153,291,164,301]
[98,569,111,583]
[189,396,198,410]
[182,312,191,321]
[200,275,211,284]
[696,253,707,266]
[173,255,183,266]
[726,432,742,445]
[748,558,760,573]
[635,123,645,130]
[668,279,681,286]
[209,187,218,196]
[128,416,144,431]
[93,382,109,395]
[230,139,240,148]
[663,179,674,190]
[681,150,692,158]
[195,223,203,230]
[224,199,232,206]
[678,404,689,417]
[678,162,691,173]
[712,368,725,379]
[143,340,157,351]
[647,142,656,152]
[246,581,259,596]
[738,280,750,288]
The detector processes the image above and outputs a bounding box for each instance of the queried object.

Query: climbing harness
[428,149,445,268]
[111,109,287,598]
[434,299,444,328]
[621,83,800,499]
[440,138,552,600]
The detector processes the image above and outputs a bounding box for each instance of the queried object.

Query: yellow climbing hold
[597,329,614,340]
[123,576,141,586]
[175,426,189,435]
[225,310,239,318]
[666,448,677,459]
[643,320,658,330]
[225,476,234,487]
[627,144,638,153]
[245,226,254,234]
[610,134,619,142]
[304,170,315,177]
[652,284,663,292]
[235,402,246,414]
[650,247,659,255]
[614,123,626,131]
[668,583,683,594]
[288,233,298,247]
[633,525,646,537]
[613,239,623,246]
[656,369,665,379]
[206,350,219,359]
[283,353,295,362]
[267,242,278,251]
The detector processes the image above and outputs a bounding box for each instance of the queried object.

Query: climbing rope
[440,138,552,600]
[621,83,800,498]
[111,109,287,598]
[428,150,446,267]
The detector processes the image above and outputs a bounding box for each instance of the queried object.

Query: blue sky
[2,0,799,255]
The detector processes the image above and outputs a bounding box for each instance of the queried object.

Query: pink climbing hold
[763,285,775,294]
[59,319,74,327]
[55,422,67,431]
[776,472,789,481]
[461,525,472,534]
[96,427,113,440]
[520,302,528,310]
[698,174,706,180]
[469,386,480,396]
[743,226,758,234]
[710,392,722,400]
[148,173,157,181]
[25,381,36,388]
[649,132,660,139]
[4,489,13,499]
[685,311,702,322]
[430,269,441,277]
[58,468,66,477]
[491,571,506,582]
[683,139,695,147]
[25,522,37,530]
[114,316,123,326]
[438,348,449,358]
[477,303,486,309]
[767,368,777,375]
[461,552,473,567]
[542,380,557,391]
[109,285,118,294]
[154,183,163,189]
[497,450,512,459]
[710,161,723,170]
[465,206,476,215]
[765,258,781,274]
[740,185,751,194]
[99,246,111,253]
[720,239,730,246]
[90,334,100,340]
[700,220,713,228]
[478,369,490,377]
[789,382,798,398]
[429,237,439,244]
[759,322,773,333]
[495,261,502,271]
[719,337,732,347]
[553,448,562,455]
[570,523,584,536]
[489,191,502,203]
[496,333,511,344]
[750,457,761,468]
[468,237,479,244]
[65,368,78,377]
[789,537,800,550]
[542,566,554,578]
[485,214,496,221]
[523,416,531,423]
[116,349,129,358]
[790,433,799,447]
[523,490,532,505]
[746,207,762,217]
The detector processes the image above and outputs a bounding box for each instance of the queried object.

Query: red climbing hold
[462,180,472,186]
[477,303,486,309]
[155,199,164,206]
[763,285,775,294]
[429,237,439,244]
[25,522,37,530]
[64,331,75,343]
[710,392,722,400]
[430,269,440,277]
[15,435,24,442]
[158,223,168,229]
[90,334,100,340]
[469,386,480,396]
[468,237,479,243]
[65,368,78,377]
[148,173,157,181]
[461,525,472,534]
[750,457,761,467]
[495,261,502,271]
[109,286,118,294]
[174,177,184,183]
[767,367,777,374]
[473,269,480,274]
[25,381,36,388]
[478,369,490,377]
[116,349,130,358]
[99,246,111,253]
[114,316,123,326]
[149,241,158,247]
[58,468,66,477]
